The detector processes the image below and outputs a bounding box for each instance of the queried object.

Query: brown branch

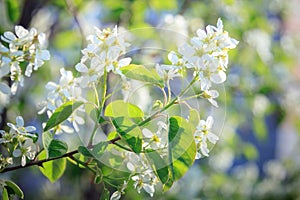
[0,136,121,173]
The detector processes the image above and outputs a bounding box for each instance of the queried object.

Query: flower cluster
[126,153,158,197]
[39,68,85,134]
[75,26,131,88]
[0,116,37,168]
[0,26,50,95]
[156,18,238,107]
[40,26,132,134]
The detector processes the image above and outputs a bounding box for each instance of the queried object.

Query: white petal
[25,64,33,77]
[208,132,219,144]
[15,26,28,38]
[143,184,155,197]
[208,90,219,98]
[3,31,16,41]
[21,155,27,166]
[217,18,223,31]
[210,70,226,84]
[38,50,50,60]
[25,126,36,132]
[75,63,88,73]
[195,152,202,159]
[208,98,218,107]
[127,162,135,171]
[13,149,22,157]
[110,191,121,200]
[168,51,178,64]
[200,144,209,157]
[196,29,207,40]
[206,116,214,129]
[45,82,58,90]
[142,128,153,138]
[16,116,24,127]
[118,57,131,67]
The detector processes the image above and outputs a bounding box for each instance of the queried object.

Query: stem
[69,155,97,174]
[88,123,99,146]
[167,79,172,104]
[1,137,122,173]
[101,69,108,111]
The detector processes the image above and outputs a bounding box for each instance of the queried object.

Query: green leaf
[4,180,24,199]
[189,108,200,128]
[78,146,93,157]
[100,187,110,200]
[112,117,142,153]
[105,100,144,118]
[44,101,84,132]
[42,132,53,158]
[145,149,172,187]
[38,150,67,183]
[92,142,108,158]
[120,64,164,87]
[48,139,68,158]
[167,116,196,185]
[2,188,9,200]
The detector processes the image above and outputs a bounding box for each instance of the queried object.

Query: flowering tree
[0,18,238,199]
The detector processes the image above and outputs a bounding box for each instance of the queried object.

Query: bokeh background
[1,0,300,199]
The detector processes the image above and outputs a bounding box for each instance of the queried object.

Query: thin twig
[1,136,121,173]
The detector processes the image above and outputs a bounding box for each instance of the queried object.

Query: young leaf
[120,64,164,87]
[2,188,9,200]
[38,150,67,183]
[42,132,53,158]
[78,146,93,158]
[48,139,68,158]
[4,180,24,199]
[112,117,142,153]
[104,100,144,118]
[189,108,200,128]
[44,101,84,131]
[167,116,196,184]
[92,142,108,158]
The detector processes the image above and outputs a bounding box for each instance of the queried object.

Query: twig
[1,136,121,173]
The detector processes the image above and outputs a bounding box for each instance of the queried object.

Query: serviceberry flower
[12,139,36,166]
[194,116,219,159]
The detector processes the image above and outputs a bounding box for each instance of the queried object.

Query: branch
[1,136,121,173]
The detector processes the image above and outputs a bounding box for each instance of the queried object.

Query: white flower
[7,116,36,136]
[156,64,181,81]
[76,25,131,87]
[142,121,168,151]
[202,90,219,107]
[194,116,219,159]
[178,18,238,90]
[132,171,157,197]
[13,139,36,166]
[110,181,127,200]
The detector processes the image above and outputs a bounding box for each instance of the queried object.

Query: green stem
[101,69,108,112]
[88,124,99,146]
[167,79,172,104]
[69,155,97,174]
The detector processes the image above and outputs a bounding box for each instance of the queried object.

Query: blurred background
[1,0,300,199]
